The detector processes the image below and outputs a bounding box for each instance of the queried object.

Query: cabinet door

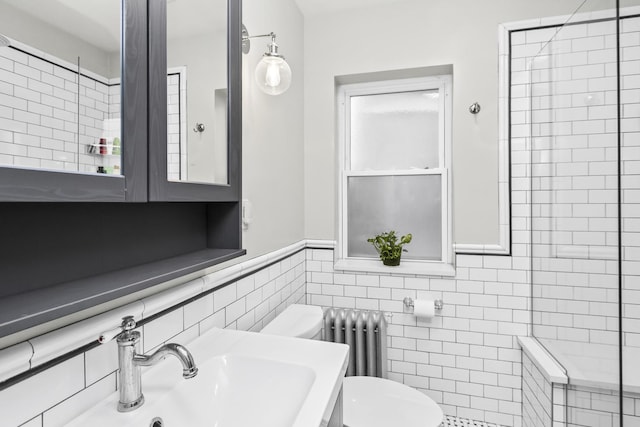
[0,0,147,202]
[148,0,242,202]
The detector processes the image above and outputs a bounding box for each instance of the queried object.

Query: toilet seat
[343,376,444,427]
[261,305,444,427]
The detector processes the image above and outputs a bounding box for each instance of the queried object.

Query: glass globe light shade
[255,55,292,95]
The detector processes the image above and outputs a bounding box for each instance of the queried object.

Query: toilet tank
[261,304,323,340]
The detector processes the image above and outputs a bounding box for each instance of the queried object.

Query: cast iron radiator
[322,308,388,378]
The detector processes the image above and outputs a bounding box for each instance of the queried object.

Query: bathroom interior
[0,0,639,426]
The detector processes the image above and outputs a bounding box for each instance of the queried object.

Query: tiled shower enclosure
[509,1,640,425]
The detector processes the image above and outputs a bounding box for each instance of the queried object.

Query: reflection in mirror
[0,0,122,176]
[167,0,228,185]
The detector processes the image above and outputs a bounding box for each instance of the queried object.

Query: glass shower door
[525,0,626,424]
[620,0,640,424]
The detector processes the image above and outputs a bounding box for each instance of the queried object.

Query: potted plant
[367,231,412,266]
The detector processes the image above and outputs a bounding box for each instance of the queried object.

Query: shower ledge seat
[519,336,640,395]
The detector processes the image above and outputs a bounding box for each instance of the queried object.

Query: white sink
[66,328,349,427]
[157,354,316,427]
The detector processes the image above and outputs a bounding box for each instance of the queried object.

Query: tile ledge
[518,336,568,385]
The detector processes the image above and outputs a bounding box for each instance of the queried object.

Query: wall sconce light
[242,25,292,96]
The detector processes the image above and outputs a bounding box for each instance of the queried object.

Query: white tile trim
[454,243,510,256]
[0,240,311,379]
[306,239,336,249]
[29,301,144,368]
[140,277,204,318]
[202,241,308,293]
[453,24,512,257]
[0,342,33,383]
[518,336,568,385]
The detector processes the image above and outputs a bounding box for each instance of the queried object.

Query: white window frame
[335,75,455,276]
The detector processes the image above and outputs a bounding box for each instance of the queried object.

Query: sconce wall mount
[242,24,292,96]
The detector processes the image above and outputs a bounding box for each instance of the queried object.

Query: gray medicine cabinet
[0,0,244,341]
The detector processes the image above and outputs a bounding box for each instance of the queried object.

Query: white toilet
[261,304,444,427]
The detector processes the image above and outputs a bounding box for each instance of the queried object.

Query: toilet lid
[260,304,323,339]
[343,376,444,427]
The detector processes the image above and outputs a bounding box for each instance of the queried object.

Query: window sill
[334,258,456,277]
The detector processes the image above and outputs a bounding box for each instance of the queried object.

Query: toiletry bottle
[97,166,106,174]
[99,138,107,155]
[112,137,121,155]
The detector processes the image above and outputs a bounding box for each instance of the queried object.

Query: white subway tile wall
[620,14,640,355]
[565,385,640,427]
[0,355,85,427]
[512,16,640,351]
[167,70,182,181]
[0,46,118,174]
[0,12,638,427]
[552,383,566,427]
[306,249,529,426]
[522,351,552,427]
[0,250,305,427]
[0,45,184,177]
[511,11,640,427]
[305,14,640,427]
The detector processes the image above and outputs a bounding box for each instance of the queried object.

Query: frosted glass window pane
[350,90,440,171]
[347,175,442,261]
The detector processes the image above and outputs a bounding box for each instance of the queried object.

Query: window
[336,76,454,275]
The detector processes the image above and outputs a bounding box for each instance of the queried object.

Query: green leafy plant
[367,231,412,266]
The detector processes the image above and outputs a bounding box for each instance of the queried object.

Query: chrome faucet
[105,316,198,412]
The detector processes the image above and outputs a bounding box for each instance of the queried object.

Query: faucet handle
[98,316,137,344]
[121,316,137,331]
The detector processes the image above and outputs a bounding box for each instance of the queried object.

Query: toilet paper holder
[403,297,444,311]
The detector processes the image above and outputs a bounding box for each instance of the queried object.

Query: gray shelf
[0,248,245,338]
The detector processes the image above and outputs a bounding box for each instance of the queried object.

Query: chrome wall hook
[469,102,481,114]
[193,123,205,133]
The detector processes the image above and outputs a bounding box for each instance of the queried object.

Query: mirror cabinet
[148,0,241,201]
[0,0,147,201]
[0,0,243,342]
